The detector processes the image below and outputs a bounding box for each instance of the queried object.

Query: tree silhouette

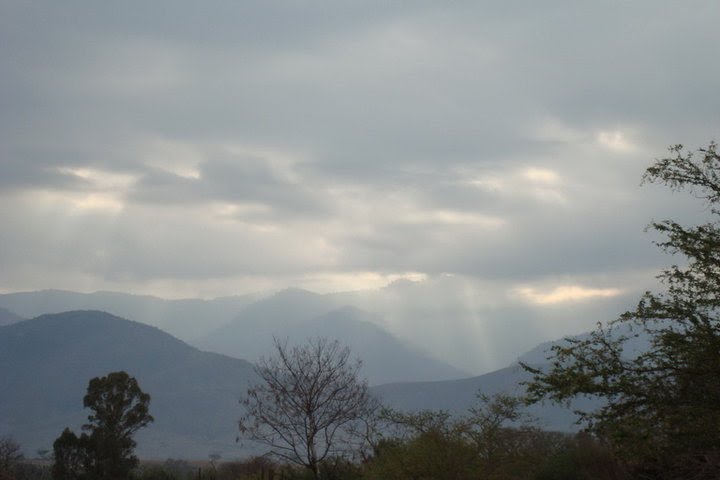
[524,142,720,477]
[239,337,373,479]
[52,371,153,480]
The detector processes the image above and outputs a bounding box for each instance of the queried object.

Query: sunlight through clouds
[298,271,428,293]
[56,167,137,190]
[1,0,718,374]
[514,285,623,305]
[596,130,637,153]
[522,167,561,185]
[141,139,203,180]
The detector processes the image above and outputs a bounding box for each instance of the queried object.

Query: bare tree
[0,437,23,480]
[239,337,373,479]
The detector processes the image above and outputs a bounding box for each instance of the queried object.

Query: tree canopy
[524,142,720,478]
[52,371,153,480]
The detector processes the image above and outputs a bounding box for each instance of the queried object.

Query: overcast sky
[1,2,719,362]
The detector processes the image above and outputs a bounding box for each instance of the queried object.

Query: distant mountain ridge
[373,363,598,433]
[0,289,259,341]
[0,280,641,376]
[1,308,602,460]
[0,289,467,385]
[0,306,23,326]
[0,310,258,459]
[195,289,468,384]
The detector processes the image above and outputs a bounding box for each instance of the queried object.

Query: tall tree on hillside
[524,142,720,477]
[52,371,153,480]
[239,337,373,479]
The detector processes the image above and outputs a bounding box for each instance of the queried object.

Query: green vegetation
[52,371,153,480]
[361,393,621,480]
[524,141,720,478]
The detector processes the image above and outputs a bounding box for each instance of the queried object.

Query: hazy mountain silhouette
[0,290,258,341]
[372,329,627,431]
[0,306,23,326]
[195,290,467,384]
[0,288,469,383]
[0,308,605,460]
[0,310,258,459]
[374,362,598,433]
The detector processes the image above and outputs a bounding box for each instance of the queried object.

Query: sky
[1,2,719,368]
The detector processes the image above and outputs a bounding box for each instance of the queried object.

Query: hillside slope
[372,363,599,432]
[0,306,23,326]
[196,290,467,384]
[0,310,258,459]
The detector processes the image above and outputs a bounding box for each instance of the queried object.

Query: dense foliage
[52,371,153,480]
[524,142,720,478]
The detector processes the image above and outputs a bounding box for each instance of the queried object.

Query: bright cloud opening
[405,210,506,228]
[299,271,428,293]
[57,167,137,189]
[523,167,561,185]
[515,285,622,305]
[596,130,636,153]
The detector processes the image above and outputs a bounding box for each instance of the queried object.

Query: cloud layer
[1,1,719,368]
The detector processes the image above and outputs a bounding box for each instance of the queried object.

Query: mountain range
[195,290,467,384]
[0,306,23,326]
[0,308,588,459]
[0,289,467,385]
[0,289,258,341]
[0,280,632,375]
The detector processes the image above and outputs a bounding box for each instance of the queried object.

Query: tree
[82,371,153,479]
[366,392,571,480]
[524,142,720,477]
[239,337,373,479]
[0,437,23,480]
[52,371,153,480]
[51,429,90,480]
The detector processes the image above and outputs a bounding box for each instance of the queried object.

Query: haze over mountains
[0,286,629,460]
[0,311,258,459]
[195,289,467,383]
[0,306,23,326]
[0,279,636,375]
[0,289,258,341]
[0,309,589,460]
[0,288,466,384]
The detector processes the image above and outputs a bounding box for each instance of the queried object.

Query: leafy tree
[524,142,720,477]
[52,371,153,480]
[462,393,563,478]
[239,337,373,479]
[367,392,565,480]
[365,409,476,480]
[534,433,625,480]
[52,429,91,480]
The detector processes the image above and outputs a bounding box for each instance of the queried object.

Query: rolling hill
[0,310,258,459]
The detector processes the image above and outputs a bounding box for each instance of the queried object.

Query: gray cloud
[1,1,719,368]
